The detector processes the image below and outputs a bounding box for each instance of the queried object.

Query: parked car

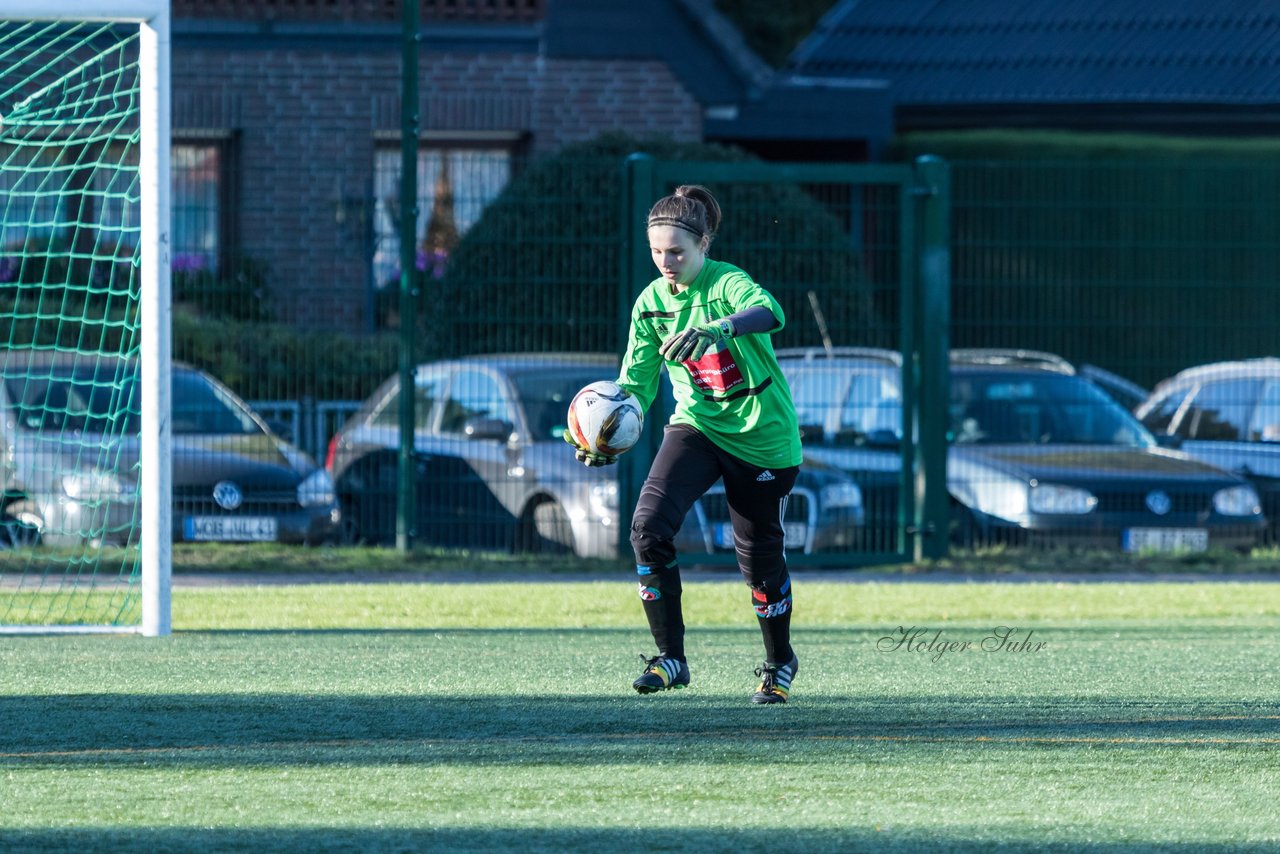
[325,353,864,558]
[0,350,340,548]
[1135,358,1280,542]
[776,347,1266,552]
[952,349,1152,413]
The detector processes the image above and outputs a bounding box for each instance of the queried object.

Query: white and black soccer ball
[566,380,644,456]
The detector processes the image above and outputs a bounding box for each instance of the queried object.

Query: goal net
[0,3,170,634]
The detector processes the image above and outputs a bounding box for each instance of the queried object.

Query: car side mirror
[1153,433,1183,449]
[464,417,514,442]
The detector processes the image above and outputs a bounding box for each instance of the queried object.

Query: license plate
[1123,527,1208,553]
[184,516,278,542]
[713,522,807,548]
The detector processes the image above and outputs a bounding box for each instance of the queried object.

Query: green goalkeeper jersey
[617,258,803,469]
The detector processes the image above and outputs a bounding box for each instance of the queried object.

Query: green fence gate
[619,155,952,567]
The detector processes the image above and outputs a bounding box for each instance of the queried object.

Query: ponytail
[647,184,721,245]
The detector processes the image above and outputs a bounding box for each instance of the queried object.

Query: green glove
[658,318,735,362]
[563,428,617,467]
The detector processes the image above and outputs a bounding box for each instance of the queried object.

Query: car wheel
[949,504,982,550]
[525,500,576,555]
[336,497,368,546]
[0,500,44,549]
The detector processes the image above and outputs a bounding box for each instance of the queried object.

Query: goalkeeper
[566,184,803,704]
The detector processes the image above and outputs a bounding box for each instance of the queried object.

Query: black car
[777,347,1266,552]
[1136,358,1280,543]
[0,350,339,547]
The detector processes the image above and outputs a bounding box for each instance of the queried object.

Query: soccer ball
[567,380,644,455]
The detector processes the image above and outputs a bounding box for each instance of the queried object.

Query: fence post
[618,154,657,558]
[914,155,951,560]
[396,0,420,551]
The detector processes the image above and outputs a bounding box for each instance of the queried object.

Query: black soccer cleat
[751,653,798,704]
[633,654,690,694]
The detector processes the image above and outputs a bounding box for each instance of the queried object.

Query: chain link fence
[163,132,1280,559]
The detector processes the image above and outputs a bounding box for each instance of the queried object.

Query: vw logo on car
[1145,490,1172,516]
[213,480,244,511]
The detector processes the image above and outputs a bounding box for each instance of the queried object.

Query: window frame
[1181,377,1263,442]
[370,132,526,300]
[1249,379,1280,443]
[438,366,514,437]
[171,131,238,278]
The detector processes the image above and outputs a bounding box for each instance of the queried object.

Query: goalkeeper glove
[658,318,735,362]
[563,428,617,467]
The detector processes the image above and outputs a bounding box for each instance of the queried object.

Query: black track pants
[630,424,799,585]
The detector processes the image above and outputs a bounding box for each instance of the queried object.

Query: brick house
[168,0,890,331]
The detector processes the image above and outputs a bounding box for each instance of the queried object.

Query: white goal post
[1,1,171,636]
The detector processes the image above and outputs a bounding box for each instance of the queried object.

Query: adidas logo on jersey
[756,470,775,482]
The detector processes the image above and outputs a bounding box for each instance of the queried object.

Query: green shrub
[173,254,273,322]
[174,309,398,402]
[0,239,393,403]
[434,132,881,358]
[0,232,138,352]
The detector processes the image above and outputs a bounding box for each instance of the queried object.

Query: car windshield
[171,370,262,435]
[4,363,140,434]
[788,363,1154,448]
[3,365,260,436]
[951,372,1154,447]
[510,368,615,441]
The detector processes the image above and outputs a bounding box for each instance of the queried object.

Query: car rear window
[951,372,1152,446]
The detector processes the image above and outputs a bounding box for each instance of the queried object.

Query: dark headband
[647,215,704,238]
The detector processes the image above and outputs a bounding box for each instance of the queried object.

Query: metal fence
[162,146,1280,561]
[947,158,1280,389]
[328,153,952,564]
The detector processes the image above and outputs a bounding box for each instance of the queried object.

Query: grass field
[3,577,1280,852]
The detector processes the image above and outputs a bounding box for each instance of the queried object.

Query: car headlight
[1213,485,1262,517]
[590,482,618,515]
[1029,483,1098,515]
[297,468,336,507]
[964,480,1029,523]
[61,470,136,501]
[819,482,862,510]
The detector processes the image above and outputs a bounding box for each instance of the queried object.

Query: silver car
[0,349,340,548]
[326,353,864,558]
[1136,358,1280,543]
[777,347,1265,552]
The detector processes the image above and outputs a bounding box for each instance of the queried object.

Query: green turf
[2,580,1279,852]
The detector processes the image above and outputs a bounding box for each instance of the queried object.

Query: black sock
[638,562,684,661]
[751,574,793,665]
[759,612,793,665]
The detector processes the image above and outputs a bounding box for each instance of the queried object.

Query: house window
[0,139,230,283]
[0,143,67,258]
[372,143,515,292]
[172,139,231,277]
[0,139,140,287]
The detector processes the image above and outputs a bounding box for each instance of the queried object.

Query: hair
[646,184,722,245]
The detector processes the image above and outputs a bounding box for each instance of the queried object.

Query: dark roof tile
[790,0,1280,104]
